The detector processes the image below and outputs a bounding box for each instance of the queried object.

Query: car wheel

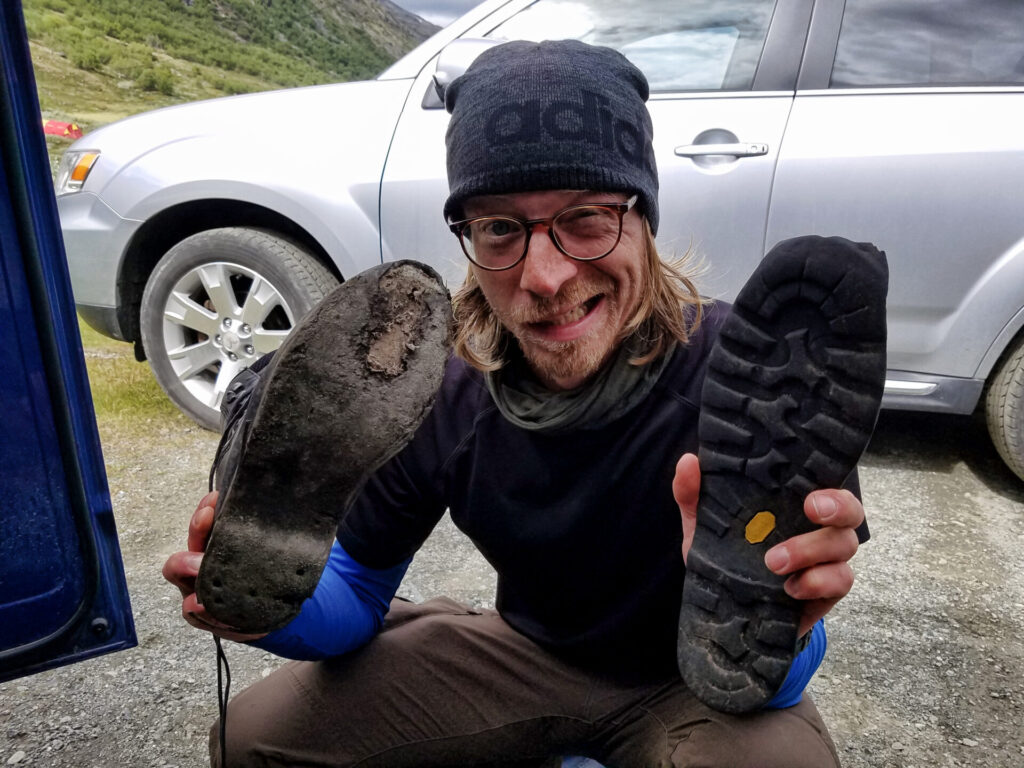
[140,227,339,431]
[985,335,1024,482]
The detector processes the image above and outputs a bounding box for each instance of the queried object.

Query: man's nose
[518,224,578,297]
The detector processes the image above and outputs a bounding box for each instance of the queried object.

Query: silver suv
[57,0,1024,480]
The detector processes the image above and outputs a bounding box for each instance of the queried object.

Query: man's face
[463,189,646,391]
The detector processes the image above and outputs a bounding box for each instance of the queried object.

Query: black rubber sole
[197,261,453,633]
[678,236,888,713]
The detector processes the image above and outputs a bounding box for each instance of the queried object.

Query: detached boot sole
[197,261,453,633]
[678,236,888,713]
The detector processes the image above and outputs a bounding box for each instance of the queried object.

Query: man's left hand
[673,452,862,637]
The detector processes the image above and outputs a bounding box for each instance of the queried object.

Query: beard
[517,322,614,387]
[495,275,625,389]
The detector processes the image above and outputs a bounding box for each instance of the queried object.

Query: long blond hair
[452,220,707,372]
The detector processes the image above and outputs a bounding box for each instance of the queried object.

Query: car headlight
[55,150,99,195]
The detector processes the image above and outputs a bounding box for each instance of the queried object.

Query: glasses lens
[461,217,526,269]
[552,206,622,260]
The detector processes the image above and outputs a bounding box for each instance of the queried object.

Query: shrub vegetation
[24,0,428,103]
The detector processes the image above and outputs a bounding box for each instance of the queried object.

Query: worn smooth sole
[197,261,454,633]
[678,236,888,713]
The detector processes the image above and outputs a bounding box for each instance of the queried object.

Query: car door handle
[674,142,768,158]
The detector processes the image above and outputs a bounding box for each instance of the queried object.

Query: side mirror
[423,38,501,109]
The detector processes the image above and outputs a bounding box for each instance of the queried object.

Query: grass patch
[78,317,189,431]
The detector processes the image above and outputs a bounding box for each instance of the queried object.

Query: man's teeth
[548,304,588,326]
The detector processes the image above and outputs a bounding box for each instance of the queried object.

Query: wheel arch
[979,313,1024,417]
[977,302,1024,388]
[117,200,343,356]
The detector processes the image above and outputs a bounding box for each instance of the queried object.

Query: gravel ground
[2,407,1023,767]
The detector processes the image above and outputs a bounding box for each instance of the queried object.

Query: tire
[140,227,339,431]
[985,335,1024,482]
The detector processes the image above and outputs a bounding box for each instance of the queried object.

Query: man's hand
[161,491,268,643]
[673,452,861,637]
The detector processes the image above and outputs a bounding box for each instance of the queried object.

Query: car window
[831,0,1024,87]
[484,0,778,92]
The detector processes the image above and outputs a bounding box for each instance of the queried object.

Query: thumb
[673,453,700,565]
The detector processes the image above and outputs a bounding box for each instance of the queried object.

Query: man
[164,40,872,766]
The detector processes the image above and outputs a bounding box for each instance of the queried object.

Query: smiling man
[165,40,873,767]
[458,189,646,389]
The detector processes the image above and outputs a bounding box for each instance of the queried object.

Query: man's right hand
[161,490,268,643]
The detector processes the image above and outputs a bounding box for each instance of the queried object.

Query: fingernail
[765,546,789,573]
[186,552,204,569]
[813,495,838,521]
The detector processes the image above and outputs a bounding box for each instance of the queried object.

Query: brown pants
[211,598,840,767]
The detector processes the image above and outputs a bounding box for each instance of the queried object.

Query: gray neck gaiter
[485,337,676,434]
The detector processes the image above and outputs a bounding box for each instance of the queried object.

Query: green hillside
[26,0,437,137]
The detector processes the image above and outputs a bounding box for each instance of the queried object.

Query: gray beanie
[443,40,659,235]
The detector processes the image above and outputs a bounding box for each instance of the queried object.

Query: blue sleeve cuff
[248,540,410,660]
[763,618,827,709]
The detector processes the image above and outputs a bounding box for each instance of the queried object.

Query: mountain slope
[25,0,439,132]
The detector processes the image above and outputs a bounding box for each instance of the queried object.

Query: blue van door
[0,1,136,682]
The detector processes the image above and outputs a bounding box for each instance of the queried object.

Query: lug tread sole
[678,235,888,713]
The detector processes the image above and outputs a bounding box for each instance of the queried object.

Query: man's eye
[480,219,519,238]
[562,207,602,222]
[557,206,615,234]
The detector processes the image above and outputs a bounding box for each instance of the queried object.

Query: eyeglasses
[448,195,638,271]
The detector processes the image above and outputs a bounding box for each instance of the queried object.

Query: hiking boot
[677,236,888,713]
[197,260,454,634]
